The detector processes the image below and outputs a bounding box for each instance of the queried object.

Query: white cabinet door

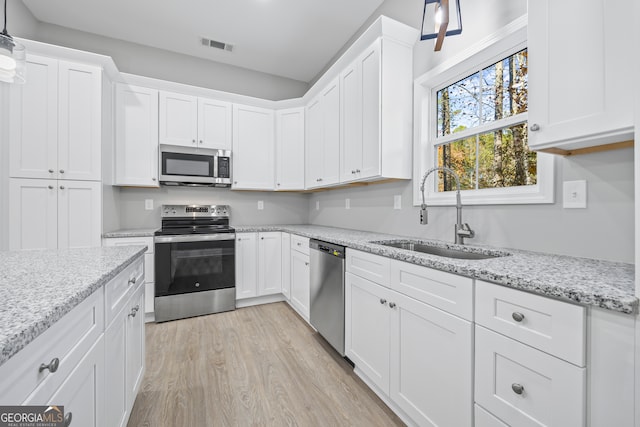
[198,97,232,150]
[275,108,305,190]
[281,233,291,300]
[9,54,58,180]
[290,249,310,320]
[235,233,258,299]
[104,308,128,427]
[57,61,102,181]
[125,285,145,413]
[528,0,633,151]
[305,97,323,189]
[258,232,282,296]
[9,178,58,250]
[41,337,105,427]
[159,91,198,147]
[232,104,275,190]
[340,58,362,183]
[57,180,101,249]
[389,291,473,427]
[114,84,159,187]
[345,272,391,394]
[321,79,341,186]
[359,41,382,179]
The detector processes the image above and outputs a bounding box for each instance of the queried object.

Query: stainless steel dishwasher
[309,239,346,356]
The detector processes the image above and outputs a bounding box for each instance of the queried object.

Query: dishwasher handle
[309,239,346,259]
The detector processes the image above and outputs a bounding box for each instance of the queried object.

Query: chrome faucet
[419,166,475,245]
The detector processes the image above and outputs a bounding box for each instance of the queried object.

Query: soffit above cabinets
[21,0,385,83]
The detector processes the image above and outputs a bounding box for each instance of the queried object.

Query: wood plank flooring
[127,302,404,427]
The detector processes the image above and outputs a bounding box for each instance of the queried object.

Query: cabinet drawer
[103,236,154,254]
[475,326,586,427]
[475,280,586,366]
[105,258,144,326]
[0,289,104,405]
[346,249,390,286]
[475,405,508,427]
[290,234,310,255]
[390,259,473,320]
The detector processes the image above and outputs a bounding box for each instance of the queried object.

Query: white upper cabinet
[114,84,159,187]
[340,37,412,184]
[159,91,197,147]
[9,55,102,181]
[528,0,634,152]
[232,104,275,190]
[275,107,305,190]
[305,77,340,189]
[159,91,232,150]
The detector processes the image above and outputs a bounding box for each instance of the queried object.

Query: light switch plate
[316,200,320,210]
[394,195,401,210]
[145,199,153,210]
[345,198,350,209]
[563,180,587,209]
[257,200,264,210]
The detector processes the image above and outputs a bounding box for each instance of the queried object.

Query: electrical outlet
[257,200,264,210]
[563,180,587,209]
[145,199,153,210]
[345,198,350,209]
[316,200,320,210]
[393,195,401,210]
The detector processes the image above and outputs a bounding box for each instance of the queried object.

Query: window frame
[413,16,554,206]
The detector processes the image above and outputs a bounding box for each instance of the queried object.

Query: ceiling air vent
[200,37,234,52]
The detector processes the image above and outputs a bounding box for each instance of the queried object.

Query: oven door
[155,234,235,297]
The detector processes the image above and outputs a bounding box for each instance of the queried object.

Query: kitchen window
[413,17,554,206]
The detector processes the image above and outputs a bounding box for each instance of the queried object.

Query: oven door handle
[154,234,236,243]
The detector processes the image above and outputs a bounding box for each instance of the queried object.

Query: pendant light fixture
[0,0,26,84]
[421,0,462,51]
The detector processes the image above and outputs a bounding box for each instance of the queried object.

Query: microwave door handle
[213,155,218,179]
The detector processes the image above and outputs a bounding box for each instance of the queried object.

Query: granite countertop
[103,228,158,238]
[0,245,147,367]
[234,224,637,314]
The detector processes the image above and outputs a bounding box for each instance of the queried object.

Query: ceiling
[21,0,389,83]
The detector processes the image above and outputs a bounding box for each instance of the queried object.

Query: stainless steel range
[154,204,235,322]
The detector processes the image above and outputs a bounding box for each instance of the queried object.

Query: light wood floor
[127,302,404,427]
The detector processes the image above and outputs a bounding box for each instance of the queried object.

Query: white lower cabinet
[235,233,258,299]
[281,233,292,300]
[289,248,310,320]
[236,232,283,300]
[346,268,473,427]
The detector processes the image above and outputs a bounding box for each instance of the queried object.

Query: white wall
[115,187,309,230]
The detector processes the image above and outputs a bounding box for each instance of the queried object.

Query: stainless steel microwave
[159,145,232,187]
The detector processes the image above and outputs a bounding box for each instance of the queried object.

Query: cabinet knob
[59,185,65,190]
[388,302,396,309]
[318,178,323,182]
[356,169,361,173]
[277,183,281,186]
[305,262,309,266]
[199,140,203,144]
[512,312,525,322]
[511,383,525,395]
[48,169,54,173]
[351,170,355,174]
[128,308,138,317]
[64,412,73,426]
[59,169,65,174]
[48,185,54,189]
[128,277,137,286]
[39,357,60,373]
[529,124,540,132]
[152,177,157,181]
[192,139,196,143]
[261,237,264,240]
[379,298,387,305]
[234,181,238,184]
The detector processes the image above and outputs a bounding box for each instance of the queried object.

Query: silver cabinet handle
[389,302,396,309]
[351,170,355,174]
[529,124,540,132]
[318,178,323,182]
[39,357,60,373]
[134,304,140,312]
[304,262,309,266]
[59,185,65,190]
[48,169,54,173]
[379,298,387,305]
[48,185,54,189]
[64,412,72,426]
[128,277,137,286]
[356,169,361,173]
[512,312,525,322]
[512,383,524,395]
[128,308,137,317]
[59,169,65,174]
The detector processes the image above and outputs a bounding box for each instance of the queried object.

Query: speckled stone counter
[234,224,637,314]
[103,228,158,238]
[0,246,147,367]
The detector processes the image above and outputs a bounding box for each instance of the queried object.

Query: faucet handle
[420,204,428,225]
[457,223,475,238]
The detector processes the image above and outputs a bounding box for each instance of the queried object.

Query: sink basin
[373,240,505,260]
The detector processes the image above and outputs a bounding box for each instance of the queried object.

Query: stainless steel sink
[373,240,505,260]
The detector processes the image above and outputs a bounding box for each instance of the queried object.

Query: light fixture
[421,0,462,52]
[0,0,26,84]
